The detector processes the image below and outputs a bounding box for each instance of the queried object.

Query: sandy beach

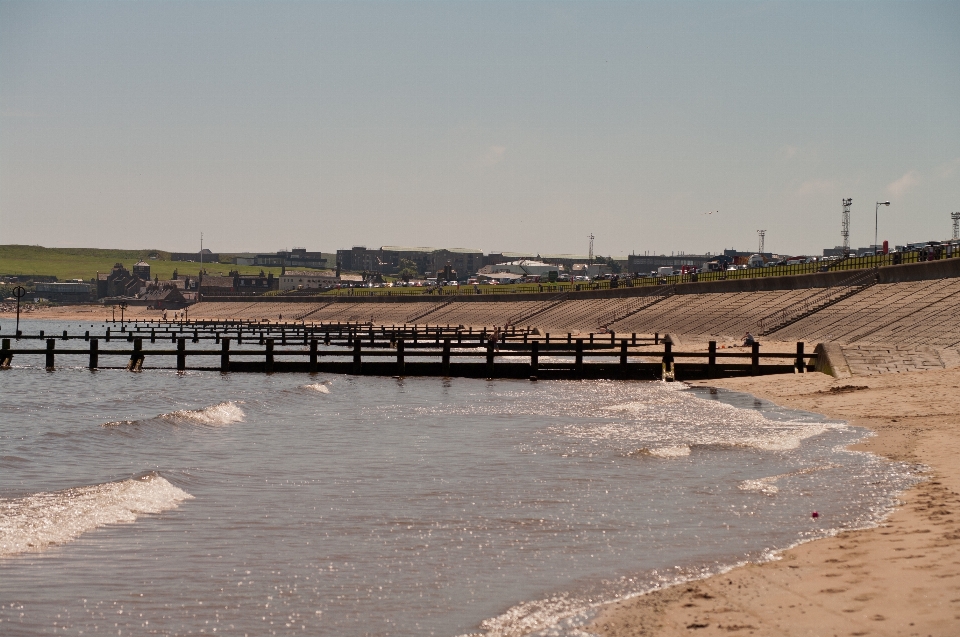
[590,367,960,637]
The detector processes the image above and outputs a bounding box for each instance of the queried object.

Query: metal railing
[261,248,958,299]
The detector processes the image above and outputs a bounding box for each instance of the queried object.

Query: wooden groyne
[1,322,815,380]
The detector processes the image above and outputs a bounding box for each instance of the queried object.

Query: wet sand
[590,367,960,637]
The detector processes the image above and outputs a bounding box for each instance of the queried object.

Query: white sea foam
[551,385,842,456]
[164,401,245,425]
[739,464,841,495]
[102,401,245,428]
[304,383,330,394]
[0,475,193,557]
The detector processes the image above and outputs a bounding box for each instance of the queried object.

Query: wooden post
[85,330,90,341]
[589,333,594,344]
[106,327,111,342]
[265,338,274,373]
[662,340,673,373]
[486,339,495,376]
[795,341,805,373]
[397,338,405,375]
[1,338,11,368]
[45,338,55,370]
[128,338,143,371]
[221,337,231,372]
[309,339,318,373]
[88,339,98,370]
[708,341,716,378]
[531,340,539,375]
[620,339,628,367]
[575,339,584,378]
[654,332,658,345]
[353,339,362,374]
[611,331,616,345]
[442,339,451,375]
[177,338,186,371]
[632,333,636,346]
[150,329,156,343]
[751,342,760,376]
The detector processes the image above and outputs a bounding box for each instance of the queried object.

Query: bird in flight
[703,210,718,215]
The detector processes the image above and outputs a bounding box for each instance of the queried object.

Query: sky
[1,1,958,257]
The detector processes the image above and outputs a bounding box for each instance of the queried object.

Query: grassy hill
[0,245,282,281]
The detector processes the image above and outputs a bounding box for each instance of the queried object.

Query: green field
[0,245,283,282]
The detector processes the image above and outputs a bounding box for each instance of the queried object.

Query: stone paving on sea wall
[841,344,960,376]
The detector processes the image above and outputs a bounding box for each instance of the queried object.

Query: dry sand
[590,367,960,637]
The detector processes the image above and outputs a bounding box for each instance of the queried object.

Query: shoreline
[589,368,960,636]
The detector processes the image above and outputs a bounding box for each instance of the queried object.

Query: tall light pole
[952,212,960,240]
[875,201,890,255]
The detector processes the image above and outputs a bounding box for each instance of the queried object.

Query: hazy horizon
[2,1,958,257]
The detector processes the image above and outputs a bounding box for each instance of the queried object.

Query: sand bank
[590,367,960,636]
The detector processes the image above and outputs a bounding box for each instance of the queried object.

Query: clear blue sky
[2,1,958,257]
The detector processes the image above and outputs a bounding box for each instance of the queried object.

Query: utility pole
[757,230,766,255]
[200,232,204,270]
[588,234,595,265]
[952,212,960,240]
[842,198,852,256]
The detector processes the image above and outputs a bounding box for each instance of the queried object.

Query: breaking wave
[103,401,245,427]
[0,474,193,557]
[548,384,843,456]
[739,464,842,495]
[303,383,330,394]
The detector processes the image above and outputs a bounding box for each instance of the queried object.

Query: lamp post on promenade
[875,201,891,255]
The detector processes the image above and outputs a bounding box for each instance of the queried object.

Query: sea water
[0,319,919,636]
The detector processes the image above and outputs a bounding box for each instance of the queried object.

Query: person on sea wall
[743,332,756,347]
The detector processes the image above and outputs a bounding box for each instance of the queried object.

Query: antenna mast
[842,198,852,256]
[588,233,595,264]
[757,229,766,255]
[952,212,960,240]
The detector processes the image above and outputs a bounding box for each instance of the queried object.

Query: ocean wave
[554,386,842,455]
[0,474,193,557]
[102,401,245,428]
[739,464,841,495]
[626,445,692,458]
[303,383,330,394]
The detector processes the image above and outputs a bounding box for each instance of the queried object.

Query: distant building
[482,260,559,277]
[33,282,94,303]
[244,248,327,269]
[627,253,715,274]
[336,246,381,273]
[198,274,236,298]
[171,249,220,263]
[234,272,277,294]
[483,252,537,267]
[132,260,151,280]
[279,270,339,291]
[127,284,189,309]
[96,263,146,299]
[336,246,482,279]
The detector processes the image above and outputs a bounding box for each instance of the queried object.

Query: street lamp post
[875,201,891,255]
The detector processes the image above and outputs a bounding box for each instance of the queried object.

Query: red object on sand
[811,511,819,518]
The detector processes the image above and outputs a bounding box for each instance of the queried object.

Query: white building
[279,270,339,291]
[485,260,559,277]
